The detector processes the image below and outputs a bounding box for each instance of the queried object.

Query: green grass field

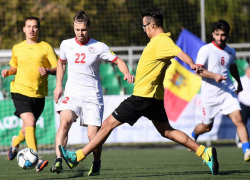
[0,146,249,180]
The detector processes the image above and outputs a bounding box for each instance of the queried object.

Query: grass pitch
[0,146,249,180]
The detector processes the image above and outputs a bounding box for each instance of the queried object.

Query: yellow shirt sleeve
[9,46,18,68]
[156,35,182,60]
[46,44,58,68]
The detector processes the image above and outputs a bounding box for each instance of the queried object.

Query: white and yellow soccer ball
[17,148,39,170]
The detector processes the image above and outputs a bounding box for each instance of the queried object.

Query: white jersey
[196,41,236,104]
[59,37,117,105]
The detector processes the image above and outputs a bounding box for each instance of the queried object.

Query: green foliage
[0,0,250,49]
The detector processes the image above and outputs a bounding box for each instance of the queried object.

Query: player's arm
[113,58,135,84]
[197,69,226,83]
[1,66,17,78]
[54,60,66,103]
[38,67,57,76]
[230,63,243,94]
[176,51,203,74]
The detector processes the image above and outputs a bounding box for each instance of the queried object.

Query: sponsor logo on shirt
[88,47,95,53]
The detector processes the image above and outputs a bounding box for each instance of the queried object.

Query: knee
[60,118,72,130]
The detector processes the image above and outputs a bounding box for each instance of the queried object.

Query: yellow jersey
[9,40,58,98]
[133,33,182,100]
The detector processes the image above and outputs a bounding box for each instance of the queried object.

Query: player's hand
[1,69,8,78]
[124,73,135,84]
[215,74,226,83]
[235,84,243,94]
[191,64,203,74]
[54,86,63,103]
[38,67,48,76]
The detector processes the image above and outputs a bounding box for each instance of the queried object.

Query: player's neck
[151,28,165,38]
[25,37,38,44]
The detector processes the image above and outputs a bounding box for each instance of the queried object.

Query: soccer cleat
[59,145,79,169]
[50,158,64,174]
[36,159,49,172]
[88,160,101,176]
[204,147,219,175]
[244,149,250,162]
[7,136,18,160]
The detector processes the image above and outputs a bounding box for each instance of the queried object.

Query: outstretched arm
[197,69,226,83]
[176,51,203,74]
[113,58,135,84]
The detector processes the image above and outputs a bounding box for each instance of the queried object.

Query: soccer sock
[242,142,250,154]
[25,127,38,152]
[195,145,206,160]
[191,131,199,141]
[76,149,86,162]
[13,130,25,147]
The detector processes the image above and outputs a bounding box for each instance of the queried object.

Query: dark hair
[141,7,163,27]
[73,10,91,26]
[213,19,230,34]
[24,17,40,28]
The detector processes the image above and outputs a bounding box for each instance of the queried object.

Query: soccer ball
[17,148,39,170]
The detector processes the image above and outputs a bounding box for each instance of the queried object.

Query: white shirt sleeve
[196,45,209,67]
[99,43,117,62]
[59,41,67,61]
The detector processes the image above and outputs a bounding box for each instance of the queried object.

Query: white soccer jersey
[196,41,236,104]
[59,37,118,105]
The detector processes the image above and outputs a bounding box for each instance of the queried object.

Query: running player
[50,10,135,175]
[189,19,250,162]
[1,16,58,172]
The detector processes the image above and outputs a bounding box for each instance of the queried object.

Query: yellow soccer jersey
[133,33,182,100]
[9,40,58,98]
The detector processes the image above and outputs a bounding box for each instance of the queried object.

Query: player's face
[23,20,39,41]
[142,17,152,38]
[74,22,91,44]
[212,29,228,48]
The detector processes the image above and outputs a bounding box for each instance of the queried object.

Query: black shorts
[11,93,45,120]
[112,95,168,126]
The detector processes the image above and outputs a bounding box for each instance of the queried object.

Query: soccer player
[58,7,219,175]
[50,11,135,175]
[235,67,250,148]
[1,17,58,172]
[189,20,250,161]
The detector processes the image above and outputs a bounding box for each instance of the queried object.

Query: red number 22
[75,53,86,63]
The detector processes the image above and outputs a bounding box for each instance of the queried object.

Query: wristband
[46,68,50,74]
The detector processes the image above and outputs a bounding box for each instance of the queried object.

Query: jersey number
[62,97,69,104]
[221,57,225,65]
[75,53,86,63]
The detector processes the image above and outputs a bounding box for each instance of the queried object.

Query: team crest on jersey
[109,49,115,55]
[169,70,187,88]
[88,47,95,53]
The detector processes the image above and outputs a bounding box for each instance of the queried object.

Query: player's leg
[192,122,213,141]
[152,120,219,175]
[87,125,102,176]
[151,99,218,175]
[7,123,25,160]
[59,114,122,169]
[59,96,141,169]
[229,110,250,161]
[51,109,76,174]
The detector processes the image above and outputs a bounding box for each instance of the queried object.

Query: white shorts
[202,92,241,125]
[56,96,104,127]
